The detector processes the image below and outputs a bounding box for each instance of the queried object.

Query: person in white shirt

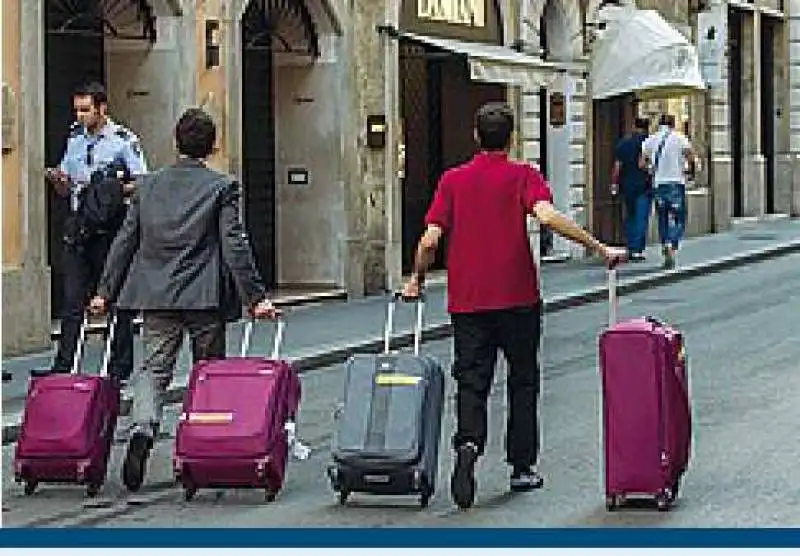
[640,114,696,269]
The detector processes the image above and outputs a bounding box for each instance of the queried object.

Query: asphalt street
[4,253,800,527]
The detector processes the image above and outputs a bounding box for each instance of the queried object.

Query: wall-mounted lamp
[366,115,387,149]
[376,24,400,38]
[205,19,221,69]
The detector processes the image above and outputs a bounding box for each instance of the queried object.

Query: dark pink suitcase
[173,318,301,502]
[14,313,121,497]
[599,268,691,511]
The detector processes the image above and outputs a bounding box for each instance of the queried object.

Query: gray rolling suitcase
[327,293,445,508]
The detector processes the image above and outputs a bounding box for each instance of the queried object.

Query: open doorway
[44,0,156,319]
[240,0,326,288]
[241,1,278,288]
[592,94,635,246]
[399,44,506,273]
[397,0,507,274]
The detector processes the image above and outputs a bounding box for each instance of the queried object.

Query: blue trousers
[654,182,686,249]
[623,191,653,254]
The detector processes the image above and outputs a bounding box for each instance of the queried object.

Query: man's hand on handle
[600,245,628,269]
[401,275,423,301]
[251,299,281,320]
[89,295,108,316]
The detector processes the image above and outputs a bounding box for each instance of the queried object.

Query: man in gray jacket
[90,108,278,492]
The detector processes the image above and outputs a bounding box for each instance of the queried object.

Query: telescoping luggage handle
[608,266,666,329]
[240,317,286,359]
[385,291,425,356]
[71,311,117,377]
[607,254,626,328]
[608,267,618,328]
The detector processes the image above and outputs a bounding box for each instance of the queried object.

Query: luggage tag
[285,420,311,460]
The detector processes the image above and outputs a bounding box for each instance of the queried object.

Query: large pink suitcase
[14,313,121,497]
[173,318,301,502]
[599,268,691,511]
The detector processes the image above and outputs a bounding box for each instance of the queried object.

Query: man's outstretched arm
[532,201,626,266]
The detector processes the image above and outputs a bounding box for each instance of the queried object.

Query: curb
[48,290,349,340]
[5,238,800,445]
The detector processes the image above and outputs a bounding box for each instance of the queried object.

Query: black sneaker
[451,443,479,510]
[510,465,544,492]
[122,432,152,492]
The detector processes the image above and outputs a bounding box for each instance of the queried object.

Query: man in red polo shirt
[402,102,625,510]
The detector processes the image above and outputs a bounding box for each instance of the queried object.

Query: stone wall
[2,0,51,355]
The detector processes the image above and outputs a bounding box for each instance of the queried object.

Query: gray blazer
[97,158,266,312]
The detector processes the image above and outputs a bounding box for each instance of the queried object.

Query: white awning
[591,7,707,100]
[398,31,560,90]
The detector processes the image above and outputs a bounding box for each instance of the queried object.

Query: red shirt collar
[475,150,509,162]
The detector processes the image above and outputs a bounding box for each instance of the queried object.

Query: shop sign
[417,0,485,28]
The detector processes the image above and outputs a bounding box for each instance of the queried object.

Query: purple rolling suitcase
[599,268,692,511]
[174,318,301,502]
[14,313,121,497]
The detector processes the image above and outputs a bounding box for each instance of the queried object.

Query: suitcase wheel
[23,480,38,496]
[605,494,621,511]
[184,486,198,502]
[656,492,670,511]
[338,490,350,506]
[85,481,102,498]
[420,491,431,508]
[670,477,681,502]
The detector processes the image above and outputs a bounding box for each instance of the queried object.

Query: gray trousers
[131,310,226,439]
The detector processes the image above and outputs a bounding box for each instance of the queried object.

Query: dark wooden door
[242,5,277,287]
[592,95,633,246]
[400,47,506,273]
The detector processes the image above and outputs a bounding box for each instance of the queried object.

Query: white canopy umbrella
[591,7,707,100]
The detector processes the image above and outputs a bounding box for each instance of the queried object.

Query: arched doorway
[240,0,320,287]
[397,0,507,273]
[44,0,156,318]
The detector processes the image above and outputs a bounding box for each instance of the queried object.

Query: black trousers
[451,304,542,467]
[53,232,134,380]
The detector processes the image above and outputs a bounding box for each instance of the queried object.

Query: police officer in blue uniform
[45,82,148,381]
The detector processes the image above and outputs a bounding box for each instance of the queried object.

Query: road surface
[4,254,800,527]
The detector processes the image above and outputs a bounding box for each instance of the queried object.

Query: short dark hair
[73,82,108,106]
[475,102,514,150]
[175,108,216,159]
[659,113,675,128]
[634,117,649,131]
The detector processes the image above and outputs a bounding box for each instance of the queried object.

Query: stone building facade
[697,0,793,229]
[3,0,799,355]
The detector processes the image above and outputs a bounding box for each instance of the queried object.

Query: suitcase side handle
[71,311,117,377]
[241,317,286,360]
[385,292,425,356]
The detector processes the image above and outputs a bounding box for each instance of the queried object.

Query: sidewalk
[4,217,800,442]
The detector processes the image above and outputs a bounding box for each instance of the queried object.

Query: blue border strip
[2,529,800,547]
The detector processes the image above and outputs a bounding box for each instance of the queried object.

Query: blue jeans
[623,191,652,254]
[654,182,686,249]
